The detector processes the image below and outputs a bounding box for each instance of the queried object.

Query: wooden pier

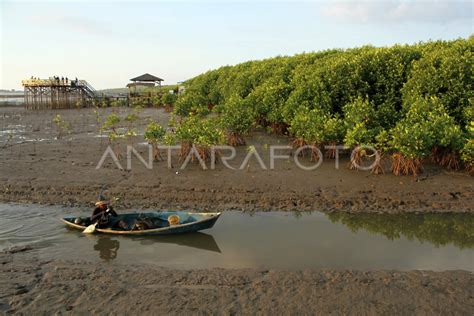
[22,78,98,110]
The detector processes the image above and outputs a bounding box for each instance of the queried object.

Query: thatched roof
[130,73,164,82]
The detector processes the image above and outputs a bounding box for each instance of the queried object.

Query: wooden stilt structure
[22,78,98,110]
[127,73,164,107]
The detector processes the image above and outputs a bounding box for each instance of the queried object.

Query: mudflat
[1,248,473,315]
[0,106,472,213]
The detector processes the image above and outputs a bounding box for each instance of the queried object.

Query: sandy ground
[0,106,472,213]
[1,247,473,315]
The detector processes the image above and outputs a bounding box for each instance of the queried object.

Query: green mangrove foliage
[401,39,473,126]
[102,112,122,158]
[100,106,143,158]
[389,97,464,175]
[214,94,256,146]
[52,114,71,139]
[161,92,178,111]
[174,115,225,161]
[343,97,380,148]
[144,121,166,161]
[171,37,473,174]
[461,121,474,172]
[342,97,384,170]
[288,106,344,160]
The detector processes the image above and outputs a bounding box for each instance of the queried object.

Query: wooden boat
[62,211,221,235]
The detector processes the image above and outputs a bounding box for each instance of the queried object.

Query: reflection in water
[92,233,220,261]
[93,237,120,261]
[133,233,221,253]
[327,212,474,249]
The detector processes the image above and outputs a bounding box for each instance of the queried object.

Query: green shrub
[101,113,123,157]
[170,37,472,174]
[144,121,166,160]
[174,90,209,117]
[391,97,463,158]
[289,107,328,145]
[175,115,224,147]
[288,106,344,146]
[389,97,464,175]
[215,94,256,145]
[402,38,473,126]
[343,97,379,147]
[461,121,474,171]
[162,92,178,106]
[144,122,166,143]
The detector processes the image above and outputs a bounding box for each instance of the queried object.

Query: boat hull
[62,211,221,235]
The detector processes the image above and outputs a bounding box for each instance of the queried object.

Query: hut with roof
[127,73,164,106]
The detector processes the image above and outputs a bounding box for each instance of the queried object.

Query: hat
[95,190,110,206]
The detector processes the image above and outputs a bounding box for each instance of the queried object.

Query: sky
[1,0,472,90]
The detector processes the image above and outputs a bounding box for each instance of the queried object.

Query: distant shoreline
[0,95,24,99]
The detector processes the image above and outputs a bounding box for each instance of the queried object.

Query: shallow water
[1,203,473,270]
[0,97,24,105]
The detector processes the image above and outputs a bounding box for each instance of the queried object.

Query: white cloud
[321,0,473,24]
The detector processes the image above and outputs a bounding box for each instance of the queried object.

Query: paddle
[83,208,110,234]
[83,222,98,234]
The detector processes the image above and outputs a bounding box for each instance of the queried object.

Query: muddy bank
[0,106,472,213]
[1,248,472,315]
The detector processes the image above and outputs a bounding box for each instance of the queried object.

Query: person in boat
[91,199,118,228]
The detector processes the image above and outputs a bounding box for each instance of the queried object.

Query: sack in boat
[132,218,153,230]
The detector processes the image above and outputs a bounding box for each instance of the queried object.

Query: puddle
[0,203,473,270]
